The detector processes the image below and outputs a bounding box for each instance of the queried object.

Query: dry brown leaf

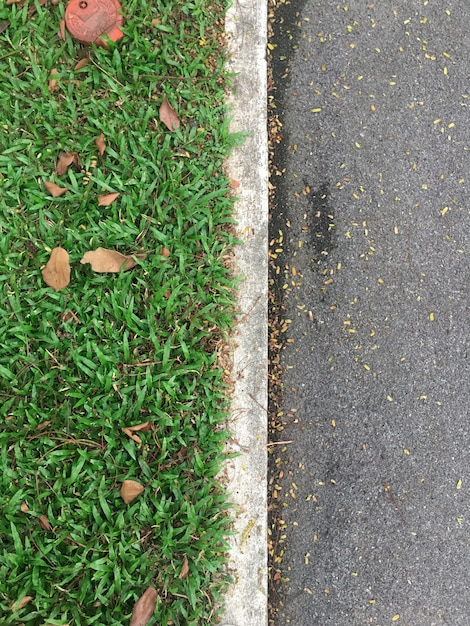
[98,192,119,206]
[39,514,52,531]
[178,556,189,579]
[130,587,158,626]
[0,21,9,34]
[127,421,152,432]
[122,428,142,445]
[74,57,89,71]
[10,595,34,611]
[80,248,146,273]
[56,151,80,175]
[120,479,144,504]
[159,95,180,131]
[20,502,29,513]
[122,422,152,444]
[61,310,81,324]
[160,246,170,258]
[44,181,68,197]
[58,19,66,41]
[48,69,59,93]
[95,133,106,156]
[42,247,71,292]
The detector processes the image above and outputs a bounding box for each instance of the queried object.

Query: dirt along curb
[221,0,268,625]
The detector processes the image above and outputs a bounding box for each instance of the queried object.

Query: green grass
[0,1,238,623]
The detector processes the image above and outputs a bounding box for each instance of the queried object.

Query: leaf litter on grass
[0,0,238,623]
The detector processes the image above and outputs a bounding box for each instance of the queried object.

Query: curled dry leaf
[10,595,34,611]
[39,514,52,531]
[56,151,80,175]
[122,422,152,444]
[42,247,71,292]
[159,95,180,131]
[95,133,106,156]
[160,246,170,258]
[80,248,147,273]
[178,555,189,579]
[20,502,29,513]
[74,57,89,71]
[44,181,68,197]
[98,192,119,206]
[120,479,144,504]
[58,19,66,41]
[122,429,142,445]
[130,587,158,626]
[48,69,59,93]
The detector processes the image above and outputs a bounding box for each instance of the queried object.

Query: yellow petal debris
[457,479,462,490]
[404,449,410,455]
[392,616,400,622]
[429,312,435,321]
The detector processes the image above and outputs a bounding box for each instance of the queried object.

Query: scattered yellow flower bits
[429,312,435,321]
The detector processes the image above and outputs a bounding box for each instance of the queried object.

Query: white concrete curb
[222,0,268,625]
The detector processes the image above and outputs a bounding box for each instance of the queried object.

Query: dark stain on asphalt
[303,182,335,262]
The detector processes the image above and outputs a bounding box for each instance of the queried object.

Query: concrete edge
[221,1,268,625]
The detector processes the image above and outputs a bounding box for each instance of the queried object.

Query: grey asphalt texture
[269,1,470,625]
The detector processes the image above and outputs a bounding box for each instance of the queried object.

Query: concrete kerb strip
[222,1,268,625]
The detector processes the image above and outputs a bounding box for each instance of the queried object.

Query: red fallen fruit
[65,0,124,48]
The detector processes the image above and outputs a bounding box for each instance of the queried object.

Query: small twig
[238,295,261,324]
[267,440,293,446]
[248,392,267,413]
[384,484,408,525]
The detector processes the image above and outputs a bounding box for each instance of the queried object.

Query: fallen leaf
[44,181,68,197]
[48,69,59,93]
[98,192,120,206]
[125,422,152,433]
[39,514,52,530]
[230,178,240,188]
[61,310,81,324]
[20,502,29,513]
[10,595,34,611]
[58,19,66,41]
[0,21,9,34]
[74,57,89,71]
[160,246,171,258]
[130,587,158,626]
[120,479,144,504]
[56,151,80,175]
[42,247,71,291]
[122,429,142,445]
[159,95,180,131]
[80,248,146,273]
[122,422,152,444]
[95,133,106,156]
[178,555,189,579]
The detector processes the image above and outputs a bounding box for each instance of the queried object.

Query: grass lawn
[0,0,238,624]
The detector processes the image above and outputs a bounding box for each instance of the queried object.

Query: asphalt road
[269,1,470,625]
